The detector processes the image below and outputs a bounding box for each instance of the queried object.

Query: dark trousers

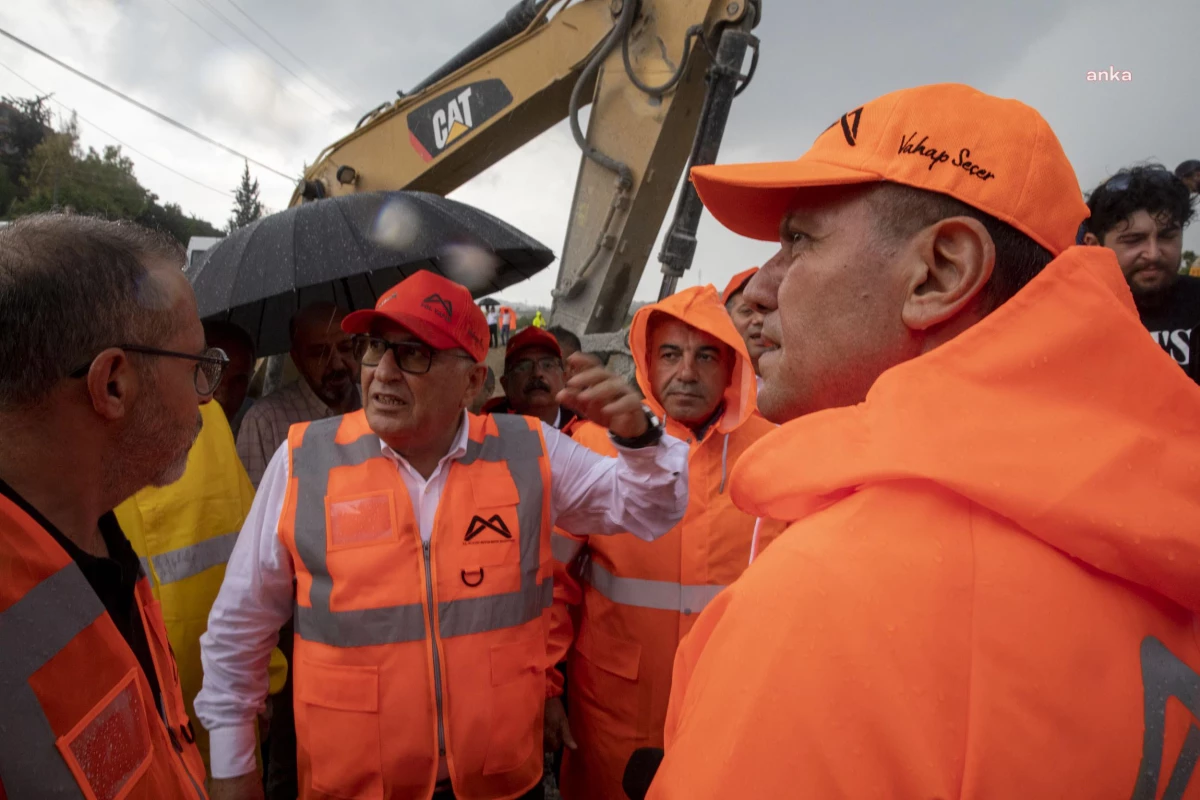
[489,323,498,348]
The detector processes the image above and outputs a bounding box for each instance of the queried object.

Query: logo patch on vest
[465,514,512,543]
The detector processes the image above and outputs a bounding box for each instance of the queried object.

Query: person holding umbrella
[197,271,689,800]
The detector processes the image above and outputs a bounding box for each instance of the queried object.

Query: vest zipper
[423,540,448,760]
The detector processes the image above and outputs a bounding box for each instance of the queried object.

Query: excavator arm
[292,0,759,345]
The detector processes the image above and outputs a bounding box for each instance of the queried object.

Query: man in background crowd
[499,304,516,346]
[1175,159,1200,194]
[236,302,360,488]
[721,267,767,384]
[1084,165,1199,383]
[486,303,500,347]
[203,320,256,436]
[554,285,784,800]
[488,327,582,431]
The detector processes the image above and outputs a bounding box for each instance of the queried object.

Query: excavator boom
[292,0,759,348]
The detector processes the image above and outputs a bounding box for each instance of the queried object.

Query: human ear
[85,348,137,421]
[900,216,994,332]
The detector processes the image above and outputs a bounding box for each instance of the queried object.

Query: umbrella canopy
[478,297,501,308]
[189,191,555,356]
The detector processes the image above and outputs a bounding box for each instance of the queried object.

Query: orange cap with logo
[691,83,1088,256]
[342,271,490,362]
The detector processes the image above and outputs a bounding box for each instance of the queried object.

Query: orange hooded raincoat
[554,284,785,800]
[647,248,1200,798]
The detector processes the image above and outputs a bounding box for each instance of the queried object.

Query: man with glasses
[1083,165,1199,382]
[488,327,581,432]
[236,302,361,488]
[0,214,214,797]
[198,270,689,800]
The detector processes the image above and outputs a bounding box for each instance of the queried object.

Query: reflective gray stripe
[0,563,102,798]
[582,560,726,615]
[552,533,584,565]
[148,531,238,585]
[440,578,553,638]
[294,602,428,647]
[291,415,550,647]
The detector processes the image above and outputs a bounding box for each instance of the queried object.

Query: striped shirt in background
[235,378,361,487]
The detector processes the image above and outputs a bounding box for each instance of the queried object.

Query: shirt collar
[379,410,471,470]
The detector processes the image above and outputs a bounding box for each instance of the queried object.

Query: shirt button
[683,608,692,616]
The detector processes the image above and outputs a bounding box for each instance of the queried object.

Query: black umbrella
[478,297,501,308]
[189,191,555,356]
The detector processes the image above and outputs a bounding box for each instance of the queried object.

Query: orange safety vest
[278,410,554,800]
[0,493,208,799]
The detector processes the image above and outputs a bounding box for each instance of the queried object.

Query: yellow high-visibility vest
[116,400,287,771]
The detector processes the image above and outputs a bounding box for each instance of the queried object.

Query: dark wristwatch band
[609,408,664,449]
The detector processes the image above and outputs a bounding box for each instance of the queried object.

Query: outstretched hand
[556,353,648,440]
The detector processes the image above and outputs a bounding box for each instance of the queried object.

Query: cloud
[1,0,1197,311]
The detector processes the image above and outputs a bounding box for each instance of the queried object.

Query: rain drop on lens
[371,198,421,251]
[440,243,502,292]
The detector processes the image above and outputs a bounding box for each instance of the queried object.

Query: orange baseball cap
[721,267,759,305]
[691,83,1088,256]
[342,271,490,362]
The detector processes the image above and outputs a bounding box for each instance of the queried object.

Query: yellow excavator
[290,0,761,358]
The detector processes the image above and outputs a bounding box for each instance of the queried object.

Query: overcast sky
[2,0,1197,307]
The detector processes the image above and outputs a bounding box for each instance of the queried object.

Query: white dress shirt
[198,411,687,779]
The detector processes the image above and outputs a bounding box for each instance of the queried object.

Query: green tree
[1,96,221,244]
[1183,250,1197,271]
[227,160,263,231]
[0,94,52,214]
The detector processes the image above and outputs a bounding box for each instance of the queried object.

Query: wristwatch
[609,406,664,449]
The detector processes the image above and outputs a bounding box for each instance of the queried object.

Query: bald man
[235,302,361,487]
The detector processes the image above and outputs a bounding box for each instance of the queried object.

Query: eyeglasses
[70,345,229,396]
[352,335,474,374]
[506,356,564,376]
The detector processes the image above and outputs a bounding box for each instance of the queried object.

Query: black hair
[0,213,183,410]
[1085,165,1195,241]
[203,319,256,362]
[869,182,1054,312]
[545,325,581,355]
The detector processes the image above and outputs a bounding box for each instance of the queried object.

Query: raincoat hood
[731,246,1200,612]
[630,284,758,435]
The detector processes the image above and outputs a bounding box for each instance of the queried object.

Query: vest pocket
[571,620,645,738]
[296,660,384,799]
[56,668,154,800]
[482,631,543,776]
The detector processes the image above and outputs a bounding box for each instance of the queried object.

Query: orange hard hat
[691,83,1088,256]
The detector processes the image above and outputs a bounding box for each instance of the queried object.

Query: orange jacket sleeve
[546,528,587,698]
[649,497,975,799]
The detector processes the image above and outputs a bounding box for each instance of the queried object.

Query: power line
[0,25,295,180]
[190,0,346,112]
[159,0,332,120]
[0,60,233,198]
[220,0,358,105]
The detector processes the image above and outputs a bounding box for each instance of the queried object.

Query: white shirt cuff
[208,722,260,780]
